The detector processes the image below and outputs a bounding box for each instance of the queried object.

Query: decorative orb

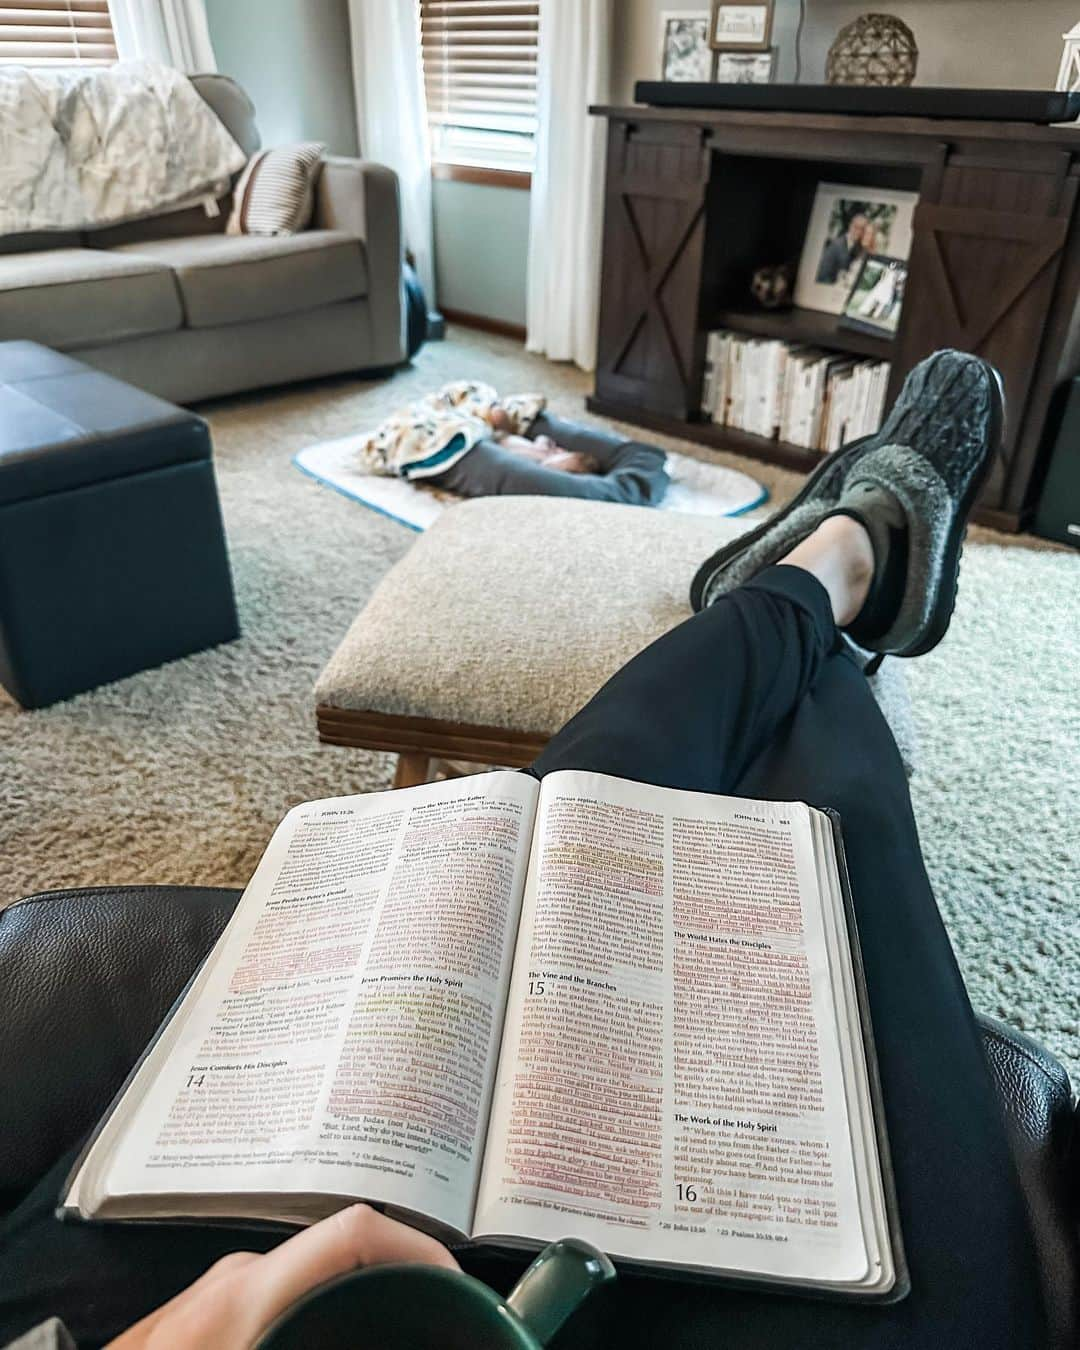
[826,13,919,87]
[751,262,794,311]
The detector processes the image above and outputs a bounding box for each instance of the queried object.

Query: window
[0,0,117,66]
[420,0,538,176]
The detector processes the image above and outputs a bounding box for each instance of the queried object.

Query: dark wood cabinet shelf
[586,395,824,474]
[712,305,895,361]
[590,103,1080,532]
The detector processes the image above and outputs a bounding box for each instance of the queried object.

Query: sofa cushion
[0,248,182,350]
[86,201,231,249]
[103,229,368,329]
[0,230,82,256]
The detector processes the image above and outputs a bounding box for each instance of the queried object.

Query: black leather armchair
[0,886,240,1213]
[1,886,1076,1341]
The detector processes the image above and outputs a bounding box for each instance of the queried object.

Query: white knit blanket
[0,61,246,235]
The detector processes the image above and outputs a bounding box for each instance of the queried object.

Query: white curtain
[348,0,436,306]
[109,0,217,72]
[526,0,612,369]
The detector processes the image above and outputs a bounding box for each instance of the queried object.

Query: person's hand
[106,1204,459,1350]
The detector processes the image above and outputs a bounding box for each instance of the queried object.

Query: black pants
[0,568,1047,1349]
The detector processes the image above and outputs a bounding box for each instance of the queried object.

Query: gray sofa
[0,75,405,404]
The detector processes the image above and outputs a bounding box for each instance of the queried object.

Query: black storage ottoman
[0,341,239,708]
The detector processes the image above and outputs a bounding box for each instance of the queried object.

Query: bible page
[473,770,871,1286]
[72,771,538,1237]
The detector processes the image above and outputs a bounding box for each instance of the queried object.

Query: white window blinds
[420,0,539,172]
[0,0,117,65]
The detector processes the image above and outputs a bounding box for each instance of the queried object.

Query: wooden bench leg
[394,752,432,788]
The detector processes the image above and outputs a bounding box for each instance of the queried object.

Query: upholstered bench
[315,496,916,783]
[0,341,238,708]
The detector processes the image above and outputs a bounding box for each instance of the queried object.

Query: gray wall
[613,0,1076,98]
[433,179,531,327]
[204,0,359,156]
[207,0,527,327]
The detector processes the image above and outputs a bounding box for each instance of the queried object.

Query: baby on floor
[355,378,668,508]
[485,406,599,475]
[357,380,598,481]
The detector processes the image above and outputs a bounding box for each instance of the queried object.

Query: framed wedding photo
[710,0,774,51]
[840,255,909,337]
[795,182,919,316]
[659,11,714,82]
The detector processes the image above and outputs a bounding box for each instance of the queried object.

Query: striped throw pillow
[226,142,326,237]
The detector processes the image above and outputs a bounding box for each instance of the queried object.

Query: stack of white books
[701,330,891,453]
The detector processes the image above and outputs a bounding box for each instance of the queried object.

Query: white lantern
[1056,20,1080,92]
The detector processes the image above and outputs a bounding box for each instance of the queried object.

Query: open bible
[62,770,907,1301]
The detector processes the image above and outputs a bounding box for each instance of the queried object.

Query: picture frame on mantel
[709,0,774,51]
[795,181,918,316]
[715,49,777,82]
[839,254,909,337]
[659,11,714,82]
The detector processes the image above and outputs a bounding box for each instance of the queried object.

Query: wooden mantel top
[589,102,1080,148]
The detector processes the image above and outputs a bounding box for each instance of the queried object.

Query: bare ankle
[780,515,874,627]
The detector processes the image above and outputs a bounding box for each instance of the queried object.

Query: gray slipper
[690,350,1003,657]
[689,436,874,611]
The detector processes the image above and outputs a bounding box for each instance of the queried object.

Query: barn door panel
[595,122,710,418]
[894,158,1078,509]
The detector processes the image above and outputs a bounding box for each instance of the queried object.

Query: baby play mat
[294,432,767,531]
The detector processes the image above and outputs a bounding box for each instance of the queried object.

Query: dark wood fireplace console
[587,102,1080,531]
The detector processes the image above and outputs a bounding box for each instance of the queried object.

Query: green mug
[256,1237,617,1349]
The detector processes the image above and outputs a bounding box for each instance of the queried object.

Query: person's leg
[0,571,1045,1350]
[531,548,1048,1348]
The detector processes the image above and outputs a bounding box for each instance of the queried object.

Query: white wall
[613,0,1077,100]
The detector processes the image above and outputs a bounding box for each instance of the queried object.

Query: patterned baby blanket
[357,381,546,480]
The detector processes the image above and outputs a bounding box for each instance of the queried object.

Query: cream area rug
[293,434,767,531]
[1,327,1077,1078]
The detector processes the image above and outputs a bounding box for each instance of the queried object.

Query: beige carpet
[1,328,1077,1076]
